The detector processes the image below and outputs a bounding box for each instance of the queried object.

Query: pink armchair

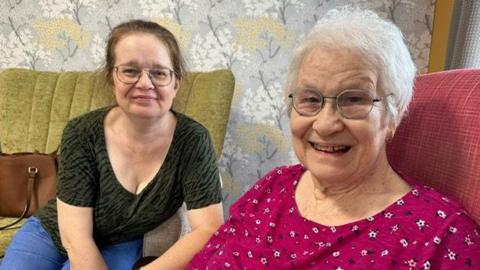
[387,68,480,225]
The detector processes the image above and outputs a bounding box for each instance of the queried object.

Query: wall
[0,0,435,214]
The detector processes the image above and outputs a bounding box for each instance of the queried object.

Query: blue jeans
[0,217,142,270]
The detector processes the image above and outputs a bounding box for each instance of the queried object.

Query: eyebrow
[119,61,172,70]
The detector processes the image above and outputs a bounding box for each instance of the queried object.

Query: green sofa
[0,68,235,258]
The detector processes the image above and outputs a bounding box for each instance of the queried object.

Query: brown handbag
[0,151,57,230]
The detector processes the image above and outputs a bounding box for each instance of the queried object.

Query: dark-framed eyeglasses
[288,89,389,119]
[114,64,174,87]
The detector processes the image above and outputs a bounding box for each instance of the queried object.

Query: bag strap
[0,166,38,231]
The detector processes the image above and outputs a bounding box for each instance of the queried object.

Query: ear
[386,121,396,142]
[173,79,180,91]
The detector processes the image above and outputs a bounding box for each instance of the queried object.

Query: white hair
[285,7,416,126]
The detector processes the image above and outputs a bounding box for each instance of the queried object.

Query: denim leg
[101,238,143,270]
[0,217,66,270]
[59,238,143,270]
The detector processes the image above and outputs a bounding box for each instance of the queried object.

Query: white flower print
[276,169,282,174]
[384,212,394,219]
[381,250,389,256]
[263,207,271,214]
[260,257,268,265]
[244,230,249,237]
[412,189,419,196]
[335,268,343,270]
[252,199,259,204]
[367,216,375,221]
[290,253,297,259]
[436,210,447,218]
[273,250,281,258]
[422,260,431,270]
[446,249,457,260]
[465,235,474,246]
[396,199,405,205]
[333,251,340,257]
[406,259,417,267]
[289,230,296,237]
[255,236,261,243]
[433,236,442,245]
[416,219,426,230]
[224,262,231,268]
[312,227,319,234]
[267,235,273,244]
[391,224,400,232]
[352,225,359,232]
[232,251,240,257]
[441,197,449,202]
[289,207,295,214]
[247,250,253,258]
[255,219,261,225]
[304,234,309,240]
[330,226,337,233]
[400,239,409,247]
[269,222,276,228]
[449,226,458,234]
[368,230,378,239]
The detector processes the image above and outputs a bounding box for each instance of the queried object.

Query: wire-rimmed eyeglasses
[288,89,389,119]
[114,64,174,87]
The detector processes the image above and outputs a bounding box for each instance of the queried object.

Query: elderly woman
[188,8,480,270]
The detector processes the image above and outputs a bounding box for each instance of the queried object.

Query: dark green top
[37,107,222,255]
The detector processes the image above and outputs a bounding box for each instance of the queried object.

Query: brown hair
[102,19,186,86]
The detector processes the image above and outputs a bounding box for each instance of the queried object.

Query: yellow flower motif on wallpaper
[33,18,91,50]
[153,18,191,51]
[235,123,289,155]
[234,17,294,51]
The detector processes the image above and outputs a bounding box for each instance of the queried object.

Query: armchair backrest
[387,69,480,225]
[0,68,235,160]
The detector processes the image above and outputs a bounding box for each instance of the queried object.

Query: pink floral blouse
[189,164,480,269]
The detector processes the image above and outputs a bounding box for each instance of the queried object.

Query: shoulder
[64,106,111,134]
[230,164,303,212]
[396,181,479,237]
[409,183,471,219]
[174,112,210,139]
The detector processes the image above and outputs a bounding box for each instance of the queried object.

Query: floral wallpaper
[0,0,435,215]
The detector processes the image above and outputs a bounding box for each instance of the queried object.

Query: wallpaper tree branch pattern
[0,0,435,214]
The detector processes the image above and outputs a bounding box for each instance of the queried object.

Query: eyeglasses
[114,65,174,87]
[288,89,388,119]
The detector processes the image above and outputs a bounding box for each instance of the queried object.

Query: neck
[309,154,398,201]
[109,107,176,144]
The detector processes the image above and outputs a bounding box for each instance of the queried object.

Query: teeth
[312,144,348,153]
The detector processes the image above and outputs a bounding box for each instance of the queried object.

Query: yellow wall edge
[428,0,455,73]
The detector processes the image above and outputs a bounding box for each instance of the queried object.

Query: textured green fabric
[38,107,222,256]
[0,68,235,257]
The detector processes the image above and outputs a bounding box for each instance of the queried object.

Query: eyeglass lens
[292,90,375,119]
[116,65,172,86]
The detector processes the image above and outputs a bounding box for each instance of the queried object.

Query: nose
[311,99,344,135]
[135,70,154,89]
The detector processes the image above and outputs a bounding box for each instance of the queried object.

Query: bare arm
[141,203,224,270]
[57,198,108,270]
